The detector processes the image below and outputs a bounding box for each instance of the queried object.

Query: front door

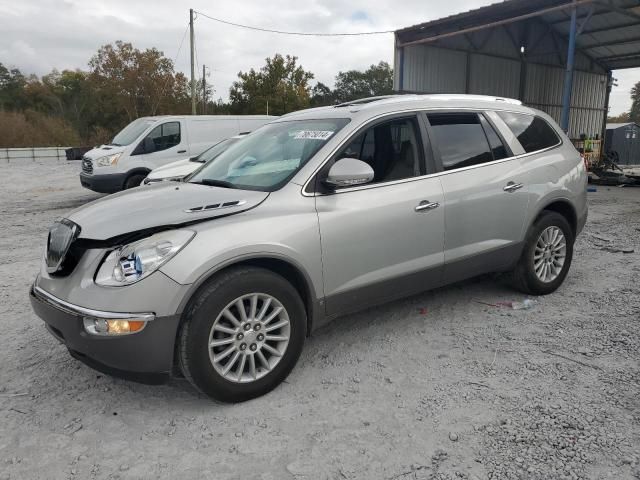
[314,115,445,316]
[139,120,187,169]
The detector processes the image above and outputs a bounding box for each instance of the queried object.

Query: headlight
[96,153,122,167]
[95,230,195,286]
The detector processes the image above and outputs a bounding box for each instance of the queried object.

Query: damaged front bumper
[30,284,181,384]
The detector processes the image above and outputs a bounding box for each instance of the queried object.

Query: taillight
[581,154,589,171]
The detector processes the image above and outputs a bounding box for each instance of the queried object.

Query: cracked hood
[68,182,269,240]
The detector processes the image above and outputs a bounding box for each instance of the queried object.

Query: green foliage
[0,110,80,148]
[630,81,640,123]
[607,112,631,123]
[229,54,314,115]
[333,61,394,103]
[0,46,393,147]
[308,61,394,107]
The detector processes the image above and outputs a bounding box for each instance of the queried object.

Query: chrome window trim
[300,106,562,197]
[33,285,155,321]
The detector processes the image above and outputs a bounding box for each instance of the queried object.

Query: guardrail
[1,147,70,162]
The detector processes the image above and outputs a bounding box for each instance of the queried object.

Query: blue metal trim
[560,2,578,132]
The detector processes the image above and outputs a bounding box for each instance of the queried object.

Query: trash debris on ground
[601,246,635,254]
[474,299,535,310]
[589,233,635,253]
[588,152,640,186]
[417,307,428,315]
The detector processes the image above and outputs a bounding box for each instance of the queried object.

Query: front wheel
[178,267,306,402]
[510,211,574,295]
[124,173,147,189]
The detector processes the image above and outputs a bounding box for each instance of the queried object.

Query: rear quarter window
[497,112,560,153]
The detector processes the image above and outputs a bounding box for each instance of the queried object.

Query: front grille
[82,157,93,174]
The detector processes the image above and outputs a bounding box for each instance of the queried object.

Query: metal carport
[394,0,640,143]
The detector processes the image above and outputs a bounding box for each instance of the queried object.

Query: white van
[79,115,274,193]
[141,134,248,185]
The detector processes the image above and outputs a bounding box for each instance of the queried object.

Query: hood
[67,182,269,240]
[83,144,126,160]
[146,157,199,180]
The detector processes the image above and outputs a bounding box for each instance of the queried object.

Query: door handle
[177,150,187,153]
[415,200,440,212]
[503,182,524,192]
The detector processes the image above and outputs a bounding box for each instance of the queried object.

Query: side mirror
[143,137,156,153]
[324,158,374,188]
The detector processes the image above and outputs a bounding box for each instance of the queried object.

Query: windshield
[111,118,157,146]
[189,119,350,191]
[193,137,242,163]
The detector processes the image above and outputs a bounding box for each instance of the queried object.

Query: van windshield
[110,118,157,146]
[188,118,349,191]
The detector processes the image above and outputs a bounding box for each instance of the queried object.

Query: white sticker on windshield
[293,130,335,140]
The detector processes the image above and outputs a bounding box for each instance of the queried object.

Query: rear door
[424,111,530,283]
[314,114,445,316]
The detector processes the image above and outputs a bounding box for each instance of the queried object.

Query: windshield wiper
[191,179,237,189]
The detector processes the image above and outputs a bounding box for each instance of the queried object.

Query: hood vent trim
[184,200,246,213]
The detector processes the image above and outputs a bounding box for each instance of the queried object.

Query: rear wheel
[124,173,146,189]
[178,267,306,402]
[511,211,574,295]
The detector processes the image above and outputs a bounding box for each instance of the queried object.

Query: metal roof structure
[396,0,640,71]
[606,122,640,128]
[393,0,640,144]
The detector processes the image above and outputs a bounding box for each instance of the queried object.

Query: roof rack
[427,94,522,105]
[333,95,399,108]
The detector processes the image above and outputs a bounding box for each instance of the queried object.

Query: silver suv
[30,95,587,402]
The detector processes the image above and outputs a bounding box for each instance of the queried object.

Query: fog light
[83,317,147,335]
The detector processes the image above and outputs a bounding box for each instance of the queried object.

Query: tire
[510,211,574,295]
[178,266,306,403]
[124,173,146,189]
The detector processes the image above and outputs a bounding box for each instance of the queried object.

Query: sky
[0,0,636,115]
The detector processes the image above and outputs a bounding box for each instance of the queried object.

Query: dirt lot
[0,159,638,480]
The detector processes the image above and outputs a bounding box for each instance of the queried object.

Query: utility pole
[202,64,206,114]
[189,8,196,115]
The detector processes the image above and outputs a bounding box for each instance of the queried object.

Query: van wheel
[124,173,146,189]
[178,267,306,403]
[511,211,574,295]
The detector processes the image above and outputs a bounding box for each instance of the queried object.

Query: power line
[194,10,395,36]
[153,22,190,114]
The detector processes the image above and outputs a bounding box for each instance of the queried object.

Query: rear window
[426,113,494,171]
[497,112,560,153]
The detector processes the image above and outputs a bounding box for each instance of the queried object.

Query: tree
[630,81,640,123]
[333,61,393,103]
[88,41,189,123]
[607,111,631,123]
[0,63,28,110]
[229,54,314,115]
[310,82,335,107]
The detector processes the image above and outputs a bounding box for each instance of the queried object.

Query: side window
[496,112,560,153]
[426,113,493,171]
[335,117,423,184]
[479,115,509,160]
[146,122,181,153]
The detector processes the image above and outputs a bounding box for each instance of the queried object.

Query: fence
[1,147,70,162]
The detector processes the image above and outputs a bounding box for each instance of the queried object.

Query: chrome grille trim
[32,285,155,321]
[81,157,93,174]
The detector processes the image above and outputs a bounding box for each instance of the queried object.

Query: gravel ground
[0,159,638,480]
